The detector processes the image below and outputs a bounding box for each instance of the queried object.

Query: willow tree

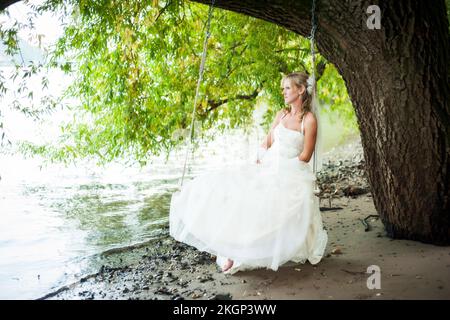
[1,0,449,245]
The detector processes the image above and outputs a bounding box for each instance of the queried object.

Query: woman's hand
[295,155,308,164]
[256,147,267,163]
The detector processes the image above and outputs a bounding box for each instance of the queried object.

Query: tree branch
[0,0,22,11]
[154,0,172,23]
[189,0,314,37]
[274,47,311,53]
[200,87,261,115]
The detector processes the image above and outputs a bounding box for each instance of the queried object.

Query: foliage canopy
[1,0,357,165]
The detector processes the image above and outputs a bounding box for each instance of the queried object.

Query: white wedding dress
[169,119,328,274]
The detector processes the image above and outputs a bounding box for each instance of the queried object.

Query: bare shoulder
[303,111,317,130]
[276,109,287,119]
[303,112,317,125]
[272,109,287,124]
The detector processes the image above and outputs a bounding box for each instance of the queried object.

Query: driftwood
[360,215,379,232]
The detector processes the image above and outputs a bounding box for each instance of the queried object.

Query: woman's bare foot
[222,258,234,272]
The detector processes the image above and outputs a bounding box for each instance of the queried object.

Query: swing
[179,0,321,194]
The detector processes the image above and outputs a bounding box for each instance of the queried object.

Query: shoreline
[44,193,450,300]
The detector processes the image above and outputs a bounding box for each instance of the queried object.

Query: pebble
[211,293,232,300]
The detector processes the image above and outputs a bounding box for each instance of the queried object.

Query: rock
[211,293,232,300]
[155,286,172,295]
[191,292,203,299]
[343,186,367,197]
[197,275,214,283]
[331,247,343,255]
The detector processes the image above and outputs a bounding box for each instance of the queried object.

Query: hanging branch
[274,47,311,53]
[197,87,261,115]
[154,0,173,23]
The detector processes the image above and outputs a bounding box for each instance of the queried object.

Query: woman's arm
[298,112,317,162]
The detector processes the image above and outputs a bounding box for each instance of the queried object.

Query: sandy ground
[44,193,450,300]
[223,194,450,300]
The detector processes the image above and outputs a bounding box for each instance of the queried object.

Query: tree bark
[191,0,450,245]
[0,0,20,11]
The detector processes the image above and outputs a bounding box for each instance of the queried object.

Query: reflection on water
[0,171,179,299]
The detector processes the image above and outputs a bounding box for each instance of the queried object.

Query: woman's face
[281,79,304,104]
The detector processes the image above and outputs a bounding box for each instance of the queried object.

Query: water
[0,157,171,299]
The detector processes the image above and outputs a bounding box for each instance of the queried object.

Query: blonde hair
[281,72,313,122]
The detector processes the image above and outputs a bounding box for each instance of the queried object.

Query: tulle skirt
[169,156,328,274]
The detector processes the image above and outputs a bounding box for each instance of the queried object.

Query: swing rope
[179,0,216,188]
[307,0,321,194]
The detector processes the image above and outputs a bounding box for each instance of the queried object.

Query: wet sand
[43,193,450,300]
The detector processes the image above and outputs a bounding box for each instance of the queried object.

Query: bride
[169,72,328,274]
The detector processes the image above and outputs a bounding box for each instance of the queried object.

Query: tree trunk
[191,0,450,245]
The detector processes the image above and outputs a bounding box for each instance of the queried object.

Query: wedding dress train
[169,120,328,274]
